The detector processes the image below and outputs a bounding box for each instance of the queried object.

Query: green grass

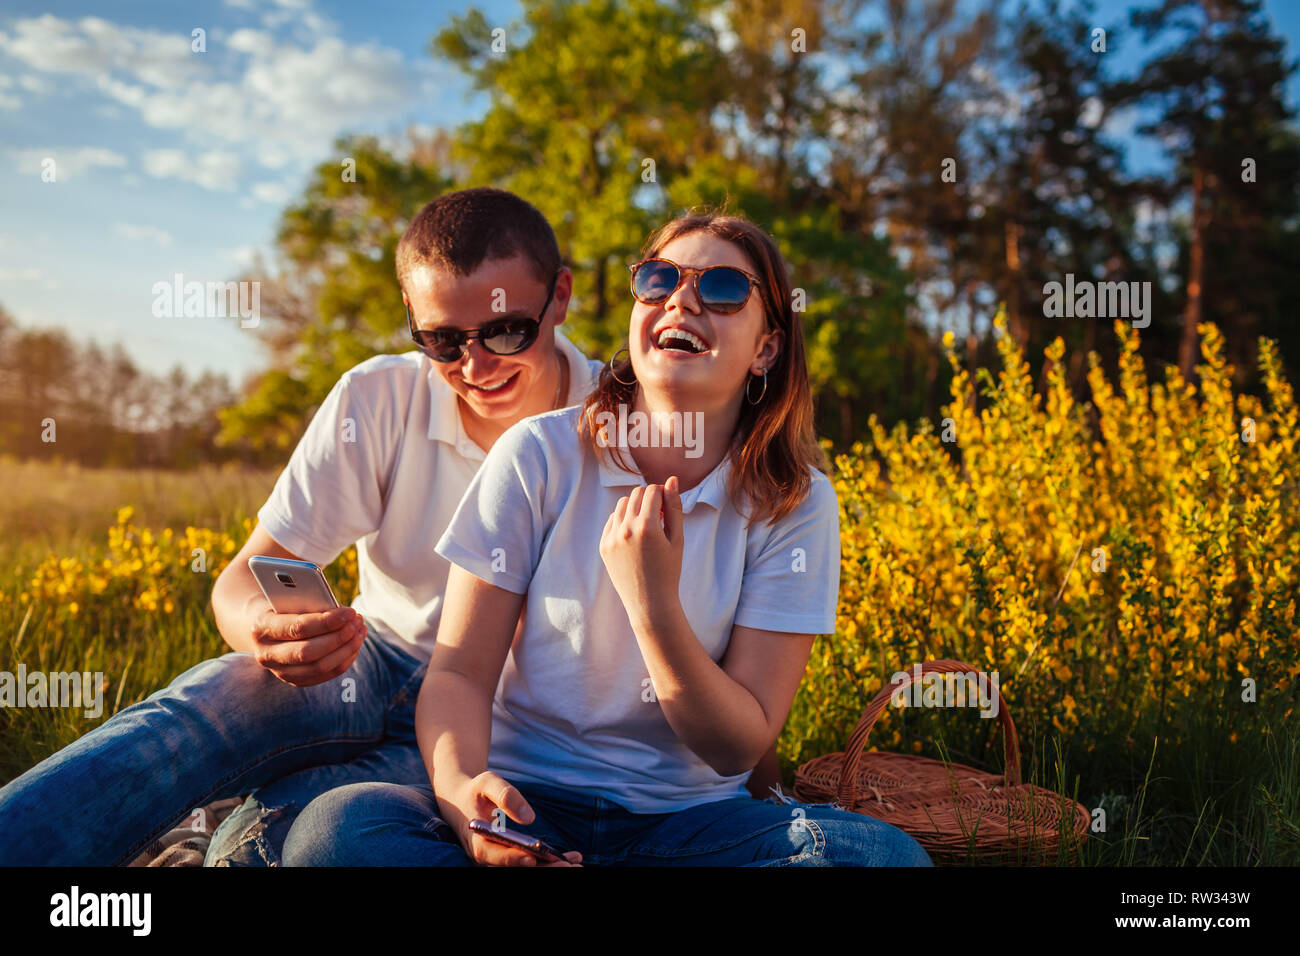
[0,458,278,782]
[0,455,277,565]
[3,458,1296,864]
[775,689,1298,866]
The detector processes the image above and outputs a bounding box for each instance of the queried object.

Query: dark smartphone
[467,818,570,864]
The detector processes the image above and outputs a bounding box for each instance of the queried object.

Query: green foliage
[215,135,454,455]
[435,0,730,359]
[215,370,315,457]
[216,0,1300,458]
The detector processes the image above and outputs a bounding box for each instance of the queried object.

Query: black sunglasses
[629,258,761,314]
[407,271,560,363]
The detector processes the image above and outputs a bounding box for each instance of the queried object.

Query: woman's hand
[437,771,582,867]
[599,476,685,625]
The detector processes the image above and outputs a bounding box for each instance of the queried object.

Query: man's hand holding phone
[438,771,582,867]
[245,555,366,686]
[249,604,367,687]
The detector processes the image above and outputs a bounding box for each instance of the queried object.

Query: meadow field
[1,319,1297,865]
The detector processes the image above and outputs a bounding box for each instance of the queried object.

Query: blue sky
[1,0,1297,387]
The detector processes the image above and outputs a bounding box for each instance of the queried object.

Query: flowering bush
[3,510,360,631]
[783,315,1298,771]
[3,315,1294,790]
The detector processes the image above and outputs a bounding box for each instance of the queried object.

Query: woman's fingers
[641,483,664,528]
[467,832,538,867]
[662,476,683,543]
[627,485,645,517]
[465,777,548,867]
[478,773,535,826]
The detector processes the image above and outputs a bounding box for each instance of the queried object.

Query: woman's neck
[627,385,743,490]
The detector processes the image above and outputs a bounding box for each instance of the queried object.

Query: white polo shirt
[256,330,604,661]
[434,405,841,813]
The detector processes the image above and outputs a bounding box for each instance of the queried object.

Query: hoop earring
[746,368,768,405]
[610,347,636,387]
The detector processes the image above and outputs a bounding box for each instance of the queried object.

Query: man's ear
[550,267,574,328]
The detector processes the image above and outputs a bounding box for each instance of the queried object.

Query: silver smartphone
[248,556,340,615]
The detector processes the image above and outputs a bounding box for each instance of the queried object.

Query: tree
[1114,0,1300,382]
[827,0,1003,392]
[434,0,730,360]
[216,133,455,457]
[985,0,1170,393]
[434,0,923,443]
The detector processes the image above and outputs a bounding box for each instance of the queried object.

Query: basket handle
[835,659,1021,808]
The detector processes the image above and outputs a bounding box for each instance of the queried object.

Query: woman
[282,212,932,866]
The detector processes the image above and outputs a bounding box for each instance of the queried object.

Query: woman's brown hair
[578,211,827,526]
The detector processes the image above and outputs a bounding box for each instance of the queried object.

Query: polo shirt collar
[425,329,594,461]
[426,369,483,461]
[595,443,732,514]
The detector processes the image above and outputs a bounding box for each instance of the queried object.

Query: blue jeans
[281,780,934,866]
[0,633,428,866]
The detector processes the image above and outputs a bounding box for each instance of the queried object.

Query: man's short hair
[395,187,561,292]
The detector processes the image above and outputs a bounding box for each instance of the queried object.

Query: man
[0,187,779,866]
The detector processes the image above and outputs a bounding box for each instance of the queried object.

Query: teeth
[656,328,706,353]
[470,376,510,391]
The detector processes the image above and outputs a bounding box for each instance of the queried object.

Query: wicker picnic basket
[793,659,1090,864]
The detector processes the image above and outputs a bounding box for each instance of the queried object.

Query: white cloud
[95,76,148,109]
[0,268,43,282]
[12,146,126,178]
[227,28,274,56]
[225,0,309,8]
[143,149,242,190]
[113,222,173,245]
[251,181,292,204]
[0,14,419,171]
[225,245,259,268]
[256,142,295,169]
[0,15,200,84]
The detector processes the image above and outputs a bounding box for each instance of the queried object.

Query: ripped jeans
[282,779,934,866]
[0,632,427,866]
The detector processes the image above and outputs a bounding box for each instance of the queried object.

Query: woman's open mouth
[652,327,710,355]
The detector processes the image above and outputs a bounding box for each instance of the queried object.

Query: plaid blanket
[127,796,248,866]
